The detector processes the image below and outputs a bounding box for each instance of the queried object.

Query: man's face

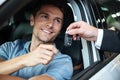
[30,5,63,43]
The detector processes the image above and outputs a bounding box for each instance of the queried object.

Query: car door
[69,0,120,80]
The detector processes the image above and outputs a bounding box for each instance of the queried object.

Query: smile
[42,29,52,34]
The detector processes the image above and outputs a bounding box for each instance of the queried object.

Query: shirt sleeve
[95,29,104,49]
[45,54,73,80]
[0,42,10,60]
[0,40,20,60]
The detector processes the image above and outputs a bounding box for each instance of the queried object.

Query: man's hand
[23,44,58,66]
[66,21,98,41]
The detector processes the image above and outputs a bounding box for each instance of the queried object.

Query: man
[0,0,73,80]
[67,21,120,53]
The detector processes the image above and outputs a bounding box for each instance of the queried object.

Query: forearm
[100,30,120,52]
[0,74,25,80]
[0,55,25,74]
[29,75,54,80]
[0,74,53,80]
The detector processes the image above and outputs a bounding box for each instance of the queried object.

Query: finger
[67,28,82,35]
[39,58,49,65]
[39,44,58,55]
[40,57,53,65]
[40,54,53,62]
[73,35,77,40]
[66,22,80,31]
[40,49,54,57]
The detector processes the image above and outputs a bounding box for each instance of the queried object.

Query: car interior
[0,0,120,80]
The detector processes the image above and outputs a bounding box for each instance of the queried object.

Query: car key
[64,32,72,47]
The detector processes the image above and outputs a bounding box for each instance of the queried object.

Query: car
[0,0,120,80]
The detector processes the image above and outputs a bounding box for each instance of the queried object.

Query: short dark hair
[30,0,67,17]
[28,0,74,30]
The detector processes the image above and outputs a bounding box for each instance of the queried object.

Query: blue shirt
[0,40,73,80]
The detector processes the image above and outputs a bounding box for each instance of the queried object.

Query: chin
[40,37,55,43]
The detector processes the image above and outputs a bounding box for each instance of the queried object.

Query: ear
[30,15,34,27]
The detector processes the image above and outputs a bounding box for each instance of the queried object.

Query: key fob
[64,33,72,47]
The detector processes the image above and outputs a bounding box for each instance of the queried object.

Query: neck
[30,39,41,52]
[30,37,54,52]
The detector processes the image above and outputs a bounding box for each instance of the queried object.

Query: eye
[40,14,48,19]
[55,19,62,24]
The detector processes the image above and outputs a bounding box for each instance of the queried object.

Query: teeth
[43,30,51,34]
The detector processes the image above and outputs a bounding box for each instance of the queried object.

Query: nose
[46,20,54,28]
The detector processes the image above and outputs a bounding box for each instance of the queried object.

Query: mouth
[41,28,53,34]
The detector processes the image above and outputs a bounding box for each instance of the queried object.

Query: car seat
[9,9,32,41]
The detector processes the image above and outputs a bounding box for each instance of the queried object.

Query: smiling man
[0,0,73,80]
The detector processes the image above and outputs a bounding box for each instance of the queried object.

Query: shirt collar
[24,41,31,52]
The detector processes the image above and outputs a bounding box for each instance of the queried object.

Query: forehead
[38,5,63,18]
[40,4,62,11]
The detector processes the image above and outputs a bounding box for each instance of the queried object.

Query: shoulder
[0,39,30,60]
[0,39,30,53]
[0,39,28,47]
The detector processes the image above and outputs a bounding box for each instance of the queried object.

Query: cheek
[55,26,62,33]
[33,21,43,29]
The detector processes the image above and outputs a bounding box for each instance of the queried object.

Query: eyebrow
[38,12,63,21]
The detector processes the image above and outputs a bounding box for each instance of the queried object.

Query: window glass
[97,0,120,31]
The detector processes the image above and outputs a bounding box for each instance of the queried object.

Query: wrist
[17,54,28,67]
[95,29,103,49]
